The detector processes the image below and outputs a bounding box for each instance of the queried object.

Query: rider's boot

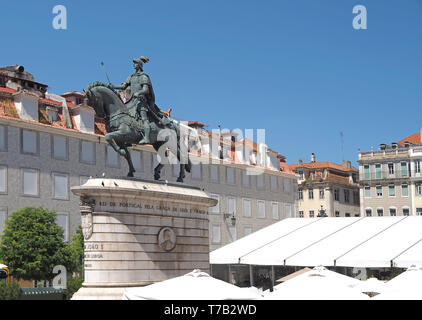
[139,122,151,144]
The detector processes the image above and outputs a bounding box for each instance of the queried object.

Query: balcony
[359,170,411,181]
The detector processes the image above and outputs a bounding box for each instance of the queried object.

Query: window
[130,150,144,171]
[375,164,381,179]
[228,226,237,243]
[270,176,277,192]
[0,209,6,236]
[285,204,292,218]
[344,190,350,203]
[335,211,340,217]
[106,145,119,168]
[416,184,422,196]
[308,189,314,200]
[365,208,372,217]
[56,213,69,241]
[80,141,95,164]
[53,173,68,200]
[353,191,359,204]
[403,208,410,216]
[319,189,324,200]
[272,202,279,219]
[242,170,250,188]
[257,200,265,218]
[309,210,315,218]
[227,197,236,214]
[388,163,395,175]
[284,178,291,193]
[334,189,339,201]
[52,135,68,160]
[226,167,235,185]
[22,129,38,154]
[389,208,397,216]
[244,227,253,237]
[243,199,251,217]
[401,162,408,177]
[364,165,370,179]
[416,160,421,174]
[0,166,6,193]
[257,174,264,190]
[0,125,6,151]
[209,194,220,214]
[210,166,218,183]
[22,169,39,196]
[402,184,409,197]
[298,189,303,200]
[417,208,422,216]
[299,211,304,218]
[364,186,371,198]
[211,224,221,243]
[298,170,304,180]
[389,185,395,197]
[345,213,351,217]
[377,208,384,217]
[192,164,202,180]
[376,186,383,197]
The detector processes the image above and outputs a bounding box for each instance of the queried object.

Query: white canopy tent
[262,266,368,300]
[210,217,422,268]
[373,266,422,300]
[122,269,262,300]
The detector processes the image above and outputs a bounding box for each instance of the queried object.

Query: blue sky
[1,0,421,166]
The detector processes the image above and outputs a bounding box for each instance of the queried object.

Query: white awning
[210,217,422,268]
[210,218,318,264]
[336,217,422,268]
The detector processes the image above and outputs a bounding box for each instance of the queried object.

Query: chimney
[311,153,316,163]
[298,159,303,166]
[341,160,352,169]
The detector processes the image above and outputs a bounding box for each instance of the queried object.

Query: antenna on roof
[340,132,344,162]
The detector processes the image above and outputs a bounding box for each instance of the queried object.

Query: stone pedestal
[70,178,217,300]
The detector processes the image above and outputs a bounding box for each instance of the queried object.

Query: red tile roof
[398,133,420,146]
[290,161,358,173]
[0,87,17,94]
[66,101,78,108]
[40,98,62,106]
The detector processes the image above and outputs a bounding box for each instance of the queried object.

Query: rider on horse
[108,56,164,144]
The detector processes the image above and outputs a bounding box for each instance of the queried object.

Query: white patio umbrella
[123,269,261,300]
[373,265,422,300]
[350,278,386,297]
[263,266,368,300]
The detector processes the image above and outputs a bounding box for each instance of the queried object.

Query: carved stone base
[70,178,216,300]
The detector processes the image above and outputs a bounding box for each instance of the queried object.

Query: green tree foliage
[0,282,21,300]
[69,226,84,276]
[0,207,74,281]
[64,276,83,300]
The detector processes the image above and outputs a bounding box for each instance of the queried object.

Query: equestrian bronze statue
[84,57,191,182]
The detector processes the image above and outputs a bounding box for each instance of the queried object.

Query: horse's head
[85,81,108,118]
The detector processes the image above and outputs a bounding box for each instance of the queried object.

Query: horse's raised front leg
[105,132,125,155]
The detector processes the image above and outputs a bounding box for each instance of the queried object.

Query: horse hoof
[127,172,134,178]
[177,178,183,183]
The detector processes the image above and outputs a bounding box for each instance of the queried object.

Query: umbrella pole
[249,265,254,287]
[271,266,275,289]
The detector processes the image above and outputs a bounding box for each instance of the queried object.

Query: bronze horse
[84,81,191,182]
